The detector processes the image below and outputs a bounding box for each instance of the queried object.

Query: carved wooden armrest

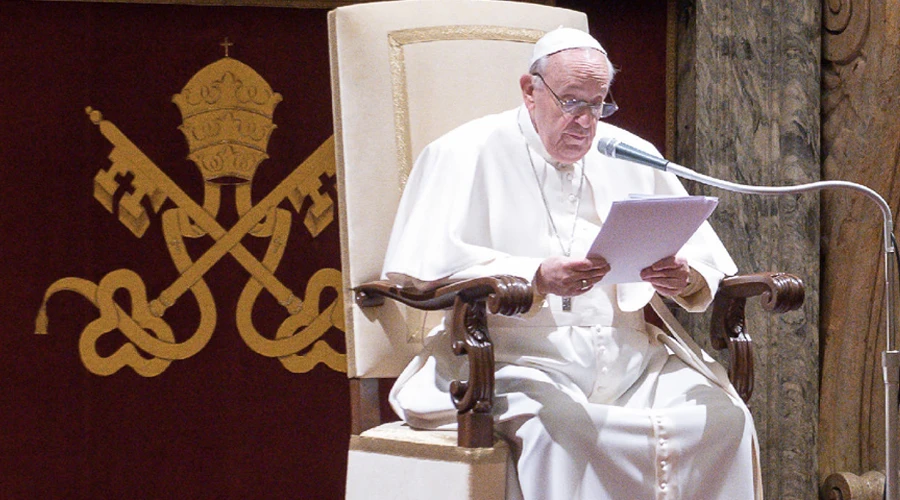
[710,272,805,402]
[355,275,533,447]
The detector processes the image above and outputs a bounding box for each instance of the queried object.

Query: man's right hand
[534,255,610,297]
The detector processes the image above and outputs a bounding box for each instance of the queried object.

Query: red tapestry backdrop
[0,1,666,498]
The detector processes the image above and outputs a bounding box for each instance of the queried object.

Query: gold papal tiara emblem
[36,45,345,377]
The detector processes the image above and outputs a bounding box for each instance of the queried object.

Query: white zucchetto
[530,27,606,66]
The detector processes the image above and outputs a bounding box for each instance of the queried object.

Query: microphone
[596,137,670,171]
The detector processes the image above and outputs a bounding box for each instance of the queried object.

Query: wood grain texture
[820,0,900,484]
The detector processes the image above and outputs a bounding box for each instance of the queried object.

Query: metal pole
[886,349,900,500]
[886,251,900,500]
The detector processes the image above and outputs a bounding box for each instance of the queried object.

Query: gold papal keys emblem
[36,41,346,376]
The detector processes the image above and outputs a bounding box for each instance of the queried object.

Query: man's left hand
[640,256,690,297]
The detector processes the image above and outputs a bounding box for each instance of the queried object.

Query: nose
[574,110,594,128]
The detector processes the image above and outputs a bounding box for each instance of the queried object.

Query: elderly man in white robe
[382,27,760,500]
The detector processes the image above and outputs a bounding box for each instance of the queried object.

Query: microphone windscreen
[596,137,620,158]
[596,137,669,171]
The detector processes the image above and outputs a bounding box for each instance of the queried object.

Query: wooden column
[820,0,900,489]
[673,0,821,497]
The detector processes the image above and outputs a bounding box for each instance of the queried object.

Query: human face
[521,49,612,164]
[532,73,617,120]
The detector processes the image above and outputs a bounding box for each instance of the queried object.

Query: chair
[328,1,805,498]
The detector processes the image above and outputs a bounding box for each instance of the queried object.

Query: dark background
[0,1,666,497]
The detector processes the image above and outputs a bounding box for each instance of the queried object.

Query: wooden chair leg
[349,378,382,435]
[458,411,494,448]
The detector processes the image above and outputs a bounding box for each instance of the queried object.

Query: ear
[520,73,536,111]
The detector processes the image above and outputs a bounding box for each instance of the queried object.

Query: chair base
[346,421,509,500]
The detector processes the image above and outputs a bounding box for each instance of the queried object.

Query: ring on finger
[580,279,590,290]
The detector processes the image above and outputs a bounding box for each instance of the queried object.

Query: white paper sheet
[587,195,718,285]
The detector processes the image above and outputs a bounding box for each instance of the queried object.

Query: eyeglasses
[533,73,618,120]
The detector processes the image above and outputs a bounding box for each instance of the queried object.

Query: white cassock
[382,105,762,500]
